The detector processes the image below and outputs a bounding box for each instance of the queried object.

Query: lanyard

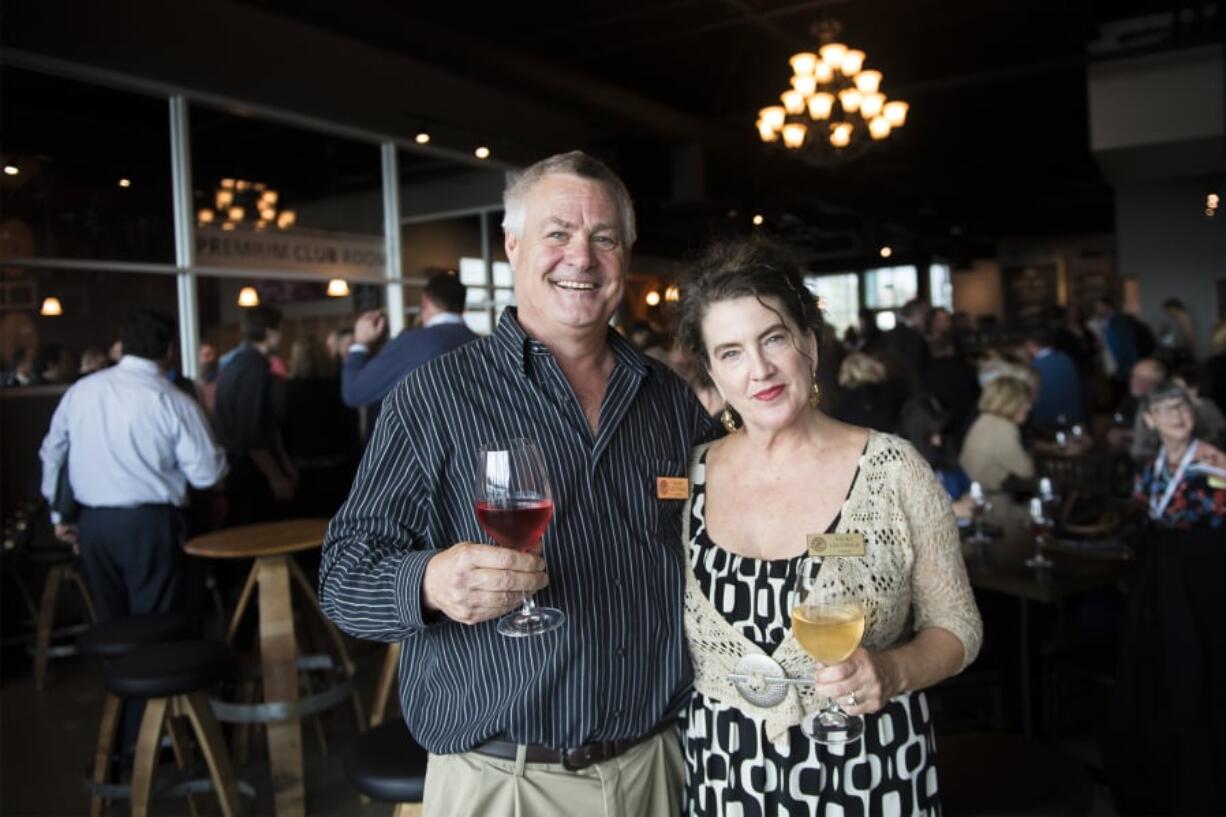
[1149,440,1199,520]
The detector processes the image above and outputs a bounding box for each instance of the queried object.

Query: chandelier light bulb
[814,62,834,83]
[789,52,818,76]
[860,92,886,119]
[237,286,260,308]
[781,123,808,149]
[854,70,882,95]
[841,49,866,76]
[808,92,836,120]
[40,297,63,317]
[261,190,279,205]
[838,88,862,113]
[757,119,779,142]
[752,214,765,226]
[883,100,909,127]
[819,43,848,68]
[760,106,786,131]
[326,279,351,297]
[869,116,892,140]
[791,74,818,96]
[781,90,806,115]
[830,123,853,148]
[1207,193,1220,209]
[645,290,661,307]
[215,189,234,209]
[220,178,235,189]
[228,206,245,222]
[197,209,215,224]
[277,210,296,229]
[664,285,681,303]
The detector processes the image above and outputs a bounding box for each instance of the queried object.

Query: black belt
[471,719,675,771]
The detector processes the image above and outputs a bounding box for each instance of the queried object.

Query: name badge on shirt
[1209,477,1226,490]
[807,533,866,557]
[656,477,689,500]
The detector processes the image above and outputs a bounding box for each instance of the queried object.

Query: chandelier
[197,178,296,232]
[756,25,908,163]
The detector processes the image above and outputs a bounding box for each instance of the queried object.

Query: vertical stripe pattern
[320,308,714,753]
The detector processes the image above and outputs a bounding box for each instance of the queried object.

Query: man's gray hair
[1142,381,1193,413]
[501,151,637,247]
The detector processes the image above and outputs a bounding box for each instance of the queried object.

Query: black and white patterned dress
[679,447,941,817]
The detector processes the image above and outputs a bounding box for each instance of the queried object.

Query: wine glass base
[497,607,565,638]
[803,713,865,745]
[1024,554,1055,569]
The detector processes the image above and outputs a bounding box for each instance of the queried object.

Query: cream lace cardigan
[682,431,983,742]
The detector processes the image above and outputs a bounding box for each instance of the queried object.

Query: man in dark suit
[885,297,930,395]
[341,272,478,409]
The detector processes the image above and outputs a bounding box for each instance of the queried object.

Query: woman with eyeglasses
[1107,381,1226,814]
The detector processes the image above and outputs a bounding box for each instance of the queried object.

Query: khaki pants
[422,732,683,817]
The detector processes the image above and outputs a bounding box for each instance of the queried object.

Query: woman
[959,375,1036,492]
[831,351,906,432]
[899,395,974,520]
[1108,382,1226,813]
[675,239,982,816]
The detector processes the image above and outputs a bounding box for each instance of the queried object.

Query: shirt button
[612,577,622,588]
[616,646,626,657]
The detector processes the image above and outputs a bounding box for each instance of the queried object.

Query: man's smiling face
[505,172,628,343]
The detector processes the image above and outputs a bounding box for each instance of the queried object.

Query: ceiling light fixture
[237,286,260,308]
[752,214,765,226]
[199,178,295,231]
[40,297,63,316]
[756,20,908,165]
[474,146,491,160]
[3,165,18,176]
[645,290,661,307]
[326,279,351,297]
[118,178,131,188]
[880,245,893,258]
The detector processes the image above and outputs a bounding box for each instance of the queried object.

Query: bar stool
[345,719,429,817]
[78,612,198,816]
[29,543,97,690]
[104,640,241,817]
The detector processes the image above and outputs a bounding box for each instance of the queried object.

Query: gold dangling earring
[809,382,821,409]
[721,404,740,434]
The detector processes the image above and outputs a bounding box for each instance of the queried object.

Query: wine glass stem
[520,592,537,617]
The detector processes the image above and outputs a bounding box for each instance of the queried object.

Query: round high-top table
[186,518,364,817]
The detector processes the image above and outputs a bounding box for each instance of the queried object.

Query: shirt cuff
[49,510,62,525]
[395,549,441,630]
[347,343,371,355]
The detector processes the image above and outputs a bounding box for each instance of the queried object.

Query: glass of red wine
[474,437,565,637]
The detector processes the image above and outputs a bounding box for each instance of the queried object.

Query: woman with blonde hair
[959,375,1036,492]
[832,351,906,431]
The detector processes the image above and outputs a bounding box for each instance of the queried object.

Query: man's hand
[353,310,388,347]
[422,543,549,625]
[53,523,78,549]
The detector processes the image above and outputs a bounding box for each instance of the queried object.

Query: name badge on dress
[807,533,866,557]
[656,476,689,500]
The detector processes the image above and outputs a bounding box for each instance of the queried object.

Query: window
[864,265,918,310]
[805,273,859,337]
[929,263,953,310]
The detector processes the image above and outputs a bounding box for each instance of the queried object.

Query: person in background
[38,307,227,620]
[283,336,359,517]
[78,347,109,377]
[831,351,906,432]
[1090,296,1139,403]
[927,306,953,350]
[193,342,219,414]
[213,304,297,523]
[1108,382,1226,814]
[1022,325,1084,430]
[325,326,354,374]
[321,150,713,817]
[37,344,75,384]
[924,332,981,445]
[341,272,477,410]
[1157,297,1197,364]
[960,375,1036,493]
[1124,358,1222,463]
[1171,364,1226,448]
[673,237,980,815]
[1107,357,1166,453]
[1208,320,1226,416]
[885,297,930,394]
[899,394,975,519]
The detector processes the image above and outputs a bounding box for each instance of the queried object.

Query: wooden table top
[184,518,330,559]
[963,525,1133,605]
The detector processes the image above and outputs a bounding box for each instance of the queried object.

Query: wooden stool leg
[164,703,200,817]
[180,691,240,817]
[288,559,366,729]
[130,697,170,817]
[370,642,402,728]
[260,557,305,817]
[67,565,98,624]
[33,565,66,691]
[393,803,423,817]
[225,563,260,645]
[90,693,123,817]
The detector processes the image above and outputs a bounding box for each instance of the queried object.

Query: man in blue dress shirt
[340,272,478,410]
[39,307,228,621]
[1023,326,1085,430]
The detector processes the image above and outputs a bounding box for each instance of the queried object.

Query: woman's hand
[1195,441,1226,470]
[812,647,902,715]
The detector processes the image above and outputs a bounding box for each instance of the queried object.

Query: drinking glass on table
[474,438,565,637]
[1025,496,1055,569]
[791,556,866,744]
[967,480,993,546]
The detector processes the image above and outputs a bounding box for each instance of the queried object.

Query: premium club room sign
[195,227,386,280]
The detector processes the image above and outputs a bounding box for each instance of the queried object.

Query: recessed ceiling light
[3,165,18,176]
[474,146,491,159]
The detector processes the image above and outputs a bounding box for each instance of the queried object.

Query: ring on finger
[844,691,858,707]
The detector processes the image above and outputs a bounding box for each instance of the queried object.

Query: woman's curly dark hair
[676,237,824,388]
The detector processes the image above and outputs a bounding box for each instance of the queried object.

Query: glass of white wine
[791,556,867,744]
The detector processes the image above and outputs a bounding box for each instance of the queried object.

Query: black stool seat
[105,640,235,698]
[345,720,429,803]
[937,732,1093,815]
[77,612,198,659]
[25,545,76,565]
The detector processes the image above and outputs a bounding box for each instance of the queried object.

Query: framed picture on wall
[1004,263,1058,326]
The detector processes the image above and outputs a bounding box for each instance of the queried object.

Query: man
[213,305,297,523]
[340,272,477,409]
[885,297,930,394]
[1022,327,1084,429]
[38,307,227,621]
[320,151,712,817]
[1091,297,1139,398]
